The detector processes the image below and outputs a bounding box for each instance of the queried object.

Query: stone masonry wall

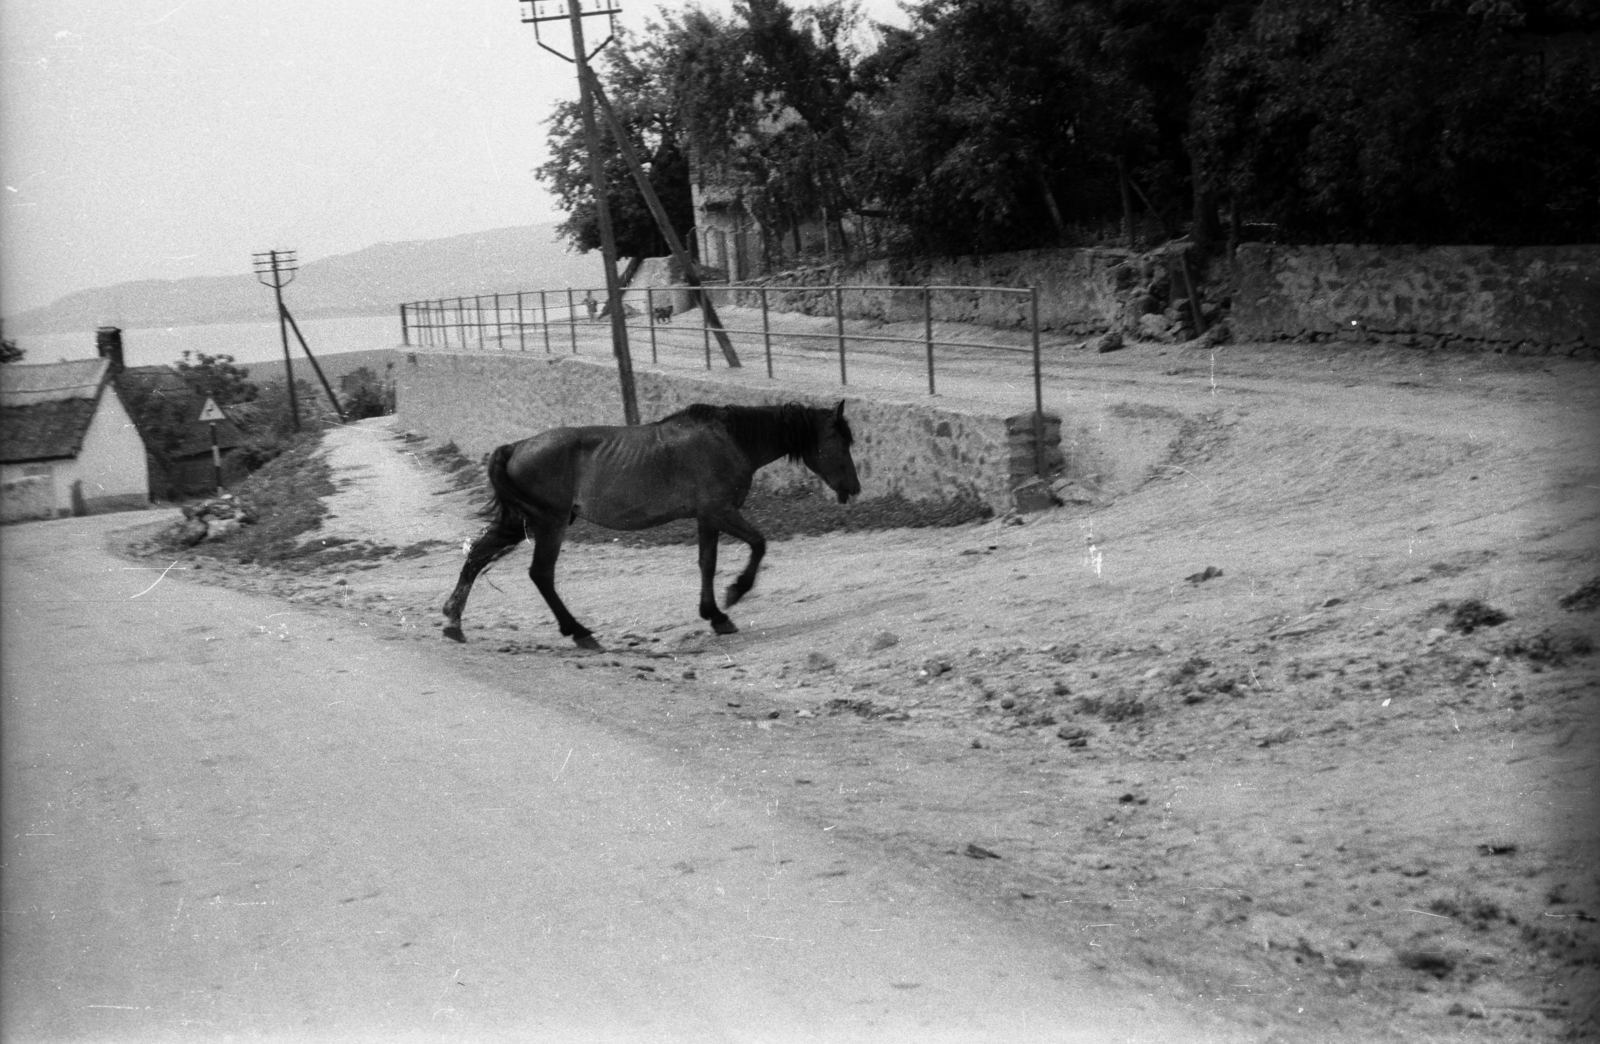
[718,242,1599,353]
[1227,243,1599,353]
[393,351,1048,513]
[724,249,1130,336]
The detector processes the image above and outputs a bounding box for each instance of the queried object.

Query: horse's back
[503,420,746,530]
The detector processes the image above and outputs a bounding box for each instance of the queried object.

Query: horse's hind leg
[527,522,600,650]
[713,510,767,610]
[443,520,523,642]
[697,520,739,635]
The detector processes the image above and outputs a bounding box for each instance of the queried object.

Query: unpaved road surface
[38,339,1600,1042]
[2,512,1228,1043]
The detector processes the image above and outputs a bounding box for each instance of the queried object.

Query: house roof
[1,357,109,407]
[117,365,249,457]
[0,359,111,463]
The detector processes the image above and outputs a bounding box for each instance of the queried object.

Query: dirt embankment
[126,341,1600,1043]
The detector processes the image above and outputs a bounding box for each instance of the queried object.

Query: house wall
[61,389,149,514]
[0,467,55,523]
[393,350,1042,513]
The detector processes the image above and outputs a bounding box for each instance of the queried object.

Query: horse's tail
[479,443,523,528]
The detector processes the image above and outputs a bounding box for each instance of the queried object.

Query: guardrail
[402,281,1039,390]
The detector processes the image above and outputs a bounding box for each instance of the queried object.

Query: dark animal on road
[652,305,674,323]
[442,401,861,649]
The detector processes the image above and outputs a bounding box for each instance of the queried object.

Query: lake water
[11,314,406,370]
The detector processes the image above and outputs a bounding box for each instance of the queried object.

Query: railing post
[541,291,551,353]
[568,288,578,353]
[835,284,847,385]
[924,285,935,395]
[647,287,657,364]
[400,303,410,347]
[493,292,504,349]
[457,297,467,350]
[1032,285,1044,479]
[760,286,773,379]
[702,297,711,370]
[517,292,526,351]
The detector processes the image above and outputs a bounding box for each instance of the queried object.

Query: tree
[537,28,696,263]
[174,351,258,406]
[855,0,1121,255]
[540,1,875,269]
[1189,0,1600,244]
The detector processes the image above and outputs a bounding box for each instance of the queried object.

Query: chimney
[95,326,124,374]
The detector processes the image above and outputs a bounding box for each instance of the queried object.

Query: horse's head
[807,400,861,504]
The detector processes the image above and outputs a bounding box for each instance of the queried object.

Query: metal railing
[400,282,1049,475]
[403,282,1039,391]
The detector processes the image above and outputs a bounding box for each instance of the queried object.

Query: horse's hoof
[724,583,746,607]
[712,618,739,636]
[573,633,602,651]
[443,626,466,643]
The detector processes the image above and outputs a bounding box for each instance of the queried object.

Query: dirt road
[3,512,1234,1043]
[64,337,1600,1041]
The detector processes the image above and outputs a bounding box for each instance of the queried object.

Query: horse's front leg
[442,521,523,642]
[527,521,600,650]
[713,509,767,609]
[697,520,738,635]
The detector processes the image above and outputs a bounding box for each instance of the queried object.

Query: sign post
[198,397,226,492]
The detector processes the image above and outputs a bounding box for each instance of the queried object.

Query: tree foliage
[536,28,695,260]
[1191,0,1600,243]
[544,0,1600,261]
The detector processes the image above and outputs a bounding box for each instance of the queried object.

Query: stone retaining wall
[719,242,1599,353]
[393,351,1057,514]
[1227,244,1598,354]
[723,249,1130,335]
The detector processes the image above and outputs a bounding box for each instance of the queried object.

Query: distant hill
[4,224,604,336]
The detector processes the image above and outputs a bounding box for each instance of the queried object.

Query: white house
[1,357,150,521]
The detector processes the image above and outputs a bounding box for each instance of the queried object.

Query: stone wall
[393,351,1056,513]
[1228,244,1599,353]
[722,248,1131,336]
[717,242,1599,354]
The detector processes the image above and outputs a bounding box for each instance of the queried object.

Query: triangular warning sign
[197,398,227,423]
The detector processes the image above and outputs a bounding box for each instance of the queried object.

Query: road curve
[2,513,1227,1044]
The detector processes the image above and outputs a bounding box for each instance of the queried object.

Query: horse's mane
[662,402,849,464]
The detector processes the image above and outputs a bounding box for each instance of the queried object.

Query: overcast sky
[1,0,905,318]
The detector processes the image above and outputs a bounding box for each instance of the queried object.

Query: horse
[442,401,861,649]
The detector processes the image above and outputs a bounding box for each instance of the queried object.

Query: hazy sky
[1,0,905,318]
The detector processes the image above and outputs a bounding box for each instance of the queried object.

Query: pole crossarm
[252,249,298,289]
[519,0,619,61]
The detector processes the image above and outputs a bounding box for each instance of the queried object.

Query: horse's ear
[834,399,846,421]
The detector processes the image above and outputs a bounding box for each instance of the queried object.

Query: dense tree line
[540,0,1599,262]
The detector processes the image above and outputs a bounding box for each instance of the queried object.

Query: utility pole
[580,64,741,368]
[253,248,348,427]
[253,249,300,432]
[520,0,639,425]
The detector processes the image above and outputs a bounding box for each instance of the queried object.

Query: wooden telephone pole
[519,0,640,424]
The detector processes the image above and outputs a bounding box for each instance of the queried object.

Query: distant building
[1,356,150,522]
[115,364,251,499]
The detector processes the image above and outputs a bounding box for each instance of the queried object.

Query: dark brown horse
[442,401,861,649]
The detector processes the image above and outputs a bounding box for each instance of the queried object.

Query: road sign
[198,398,226,423]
